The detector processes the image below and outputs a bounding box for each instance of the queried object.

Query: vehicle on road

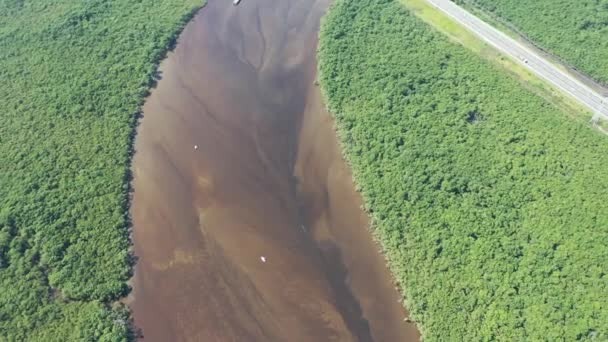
[427,0,608,120]
[233,0,242,5]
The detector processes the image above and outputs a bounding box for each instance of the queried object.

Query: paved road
[426,0,608,120]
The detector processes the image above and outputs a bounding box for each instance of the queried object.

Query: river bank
[127,0,419,340]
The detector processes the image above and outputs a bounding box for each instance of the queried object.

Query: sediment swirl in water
[128,0,420,340]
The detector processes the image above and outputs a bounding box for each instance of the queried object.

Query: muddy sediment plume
[128,0,420,340]
[295,82,420,342]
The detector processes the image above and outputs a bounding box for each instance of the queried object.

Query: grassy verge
[453,0,608,88]
[0,0,201,340]
[455,0,608,97]
[400,0,594,124]
[319,0,608,340]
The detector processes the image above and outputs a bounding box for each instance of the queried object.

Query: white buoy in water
[194,145,198,150]
[260,256,266,263]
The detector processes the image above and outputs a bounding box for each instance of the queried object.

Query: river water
[128,0,420,340]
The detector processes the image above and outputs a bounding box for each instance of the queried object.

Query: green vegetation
[0,0,200,340]
[319,0,608,340]
[457,0,608,85]
[400,0,594,122]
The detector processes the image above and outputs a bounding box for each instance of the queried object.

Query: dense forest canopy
[0,0,200,339]
[458,0,608,85]
[319,0,608,340]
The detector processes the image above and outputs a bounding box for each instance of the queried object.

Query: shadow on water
[127,0,421,340]
[317,240,374,342]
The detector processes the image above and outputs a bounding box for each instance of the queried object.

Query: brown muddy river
[128,0,420,340]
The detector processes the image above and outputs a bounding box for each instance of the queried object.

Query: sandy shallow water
[128,0,420,340]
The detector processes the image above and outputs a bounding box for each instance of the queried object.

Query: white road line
[425,0,608,120]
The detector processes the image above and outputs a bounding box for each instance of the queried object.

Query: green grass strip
[456,0,608,86]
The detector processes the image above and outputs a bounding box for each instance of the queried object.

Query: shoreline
[126,0,420,340]
[122,3,206,338]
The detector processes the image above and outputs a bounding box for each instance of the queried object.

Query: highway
[425,0,608,120]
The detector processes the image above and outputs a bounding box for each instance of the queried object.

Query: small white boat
[233,0,242,5]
